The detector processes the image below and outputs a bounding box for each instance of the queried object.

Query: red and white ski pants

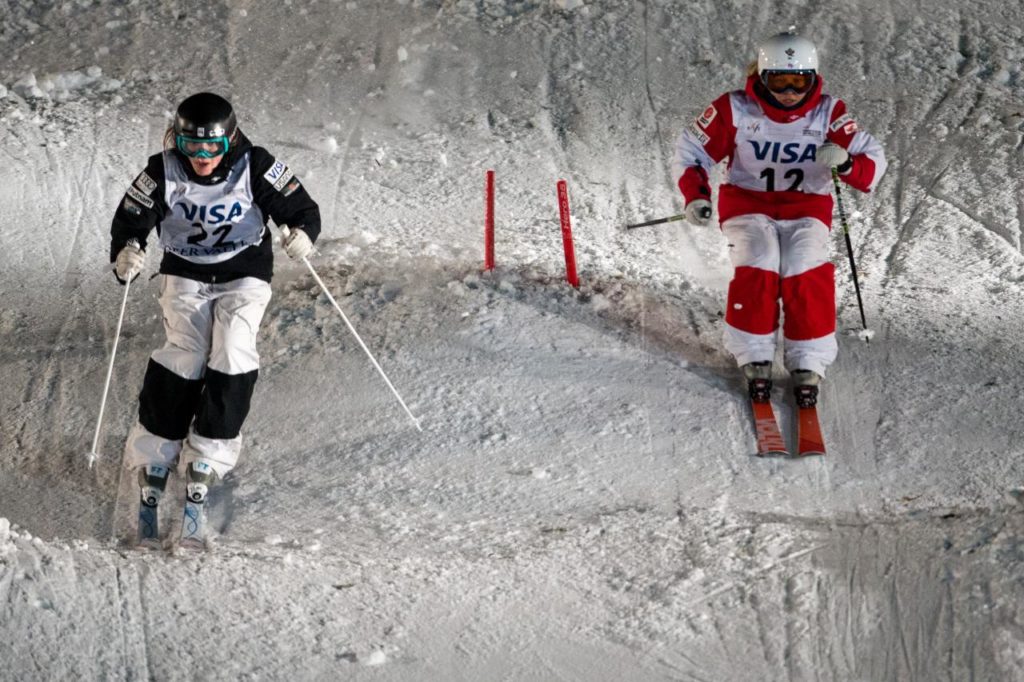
[125,275,272,478]
[721,214,837,377]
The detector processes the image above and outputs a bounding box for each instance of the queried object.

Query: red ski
[796,405,826,456]
[751,399,789,456]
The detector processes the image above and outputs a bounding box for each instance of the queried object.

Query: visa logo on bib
[748,141,817,164]
[177,201,244,225]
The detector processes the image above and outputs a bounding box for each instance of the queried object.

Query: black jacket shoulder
[109,153,168,261]
[247,146,321,243]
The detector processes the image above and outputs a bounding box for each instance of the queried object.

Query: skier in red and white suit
[672,32,886,402]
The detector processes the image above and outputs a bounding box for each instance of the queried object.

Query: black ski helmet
[173,92,237,141]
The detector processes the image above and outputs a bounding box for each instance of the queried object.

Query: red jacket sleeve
[674,93,737,205]
[826,100,886,193]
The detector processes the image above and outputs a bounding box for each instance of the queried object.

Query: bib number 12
[760,168,803,192]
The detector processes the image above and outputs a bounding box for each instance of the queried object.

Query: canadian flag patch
[697,105,717,129]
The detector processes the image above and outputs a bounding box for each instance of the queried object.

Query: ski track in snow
[2,0,1024,679]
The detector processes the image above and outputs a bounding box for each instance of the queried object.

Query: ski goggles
[175,134,230,159]
[761,70,816,95]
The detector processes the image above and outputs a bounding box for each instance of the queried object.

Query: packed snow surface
[3,0,1024,679]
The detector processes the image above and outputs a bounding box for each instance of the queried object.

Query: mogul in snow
[671,32,886,410]
[109,92,320,547]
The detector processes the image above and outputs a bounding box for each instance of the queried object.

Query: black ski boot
[742,361,773,403]
[792,369,821,408]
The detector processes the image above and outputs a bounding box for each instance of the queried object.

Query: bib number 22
[186,221,235,248]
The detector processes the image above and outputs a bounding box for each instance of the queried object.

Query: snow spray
[484,170,495,270]
[556,180,579,288]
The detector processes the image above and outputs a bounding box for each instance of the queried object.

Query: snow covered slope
[2,1,1024,679]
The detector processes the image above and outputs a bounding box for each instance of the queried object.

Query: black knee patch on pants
[194,367,258,439]
[138,359,204,440]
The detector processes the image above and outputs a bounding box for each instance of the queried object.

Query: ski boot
[742,361,773,403]
[180,461,216,550]
[137,464,169,546]
[792,369,821,408]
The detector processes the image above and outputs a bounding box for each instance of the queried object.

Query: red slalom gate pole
[484,170,495,270]
[556,180,579,288]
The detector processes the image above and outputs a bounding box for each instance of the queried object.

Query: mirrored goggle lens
[762,71,815,94]
[176,135,229,158]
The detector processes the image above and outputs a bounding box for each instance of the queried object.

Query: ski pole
[625,213,685,230]
[831,168,869,338]
[87,250,137,468]
[625,204,711,230]
[282,227,422,432]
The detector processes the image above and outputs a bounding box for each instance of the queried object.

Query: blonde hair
[746,60,759,77]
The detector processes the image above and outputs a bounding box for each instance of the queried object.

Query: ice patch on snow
[397,46,409,62]
[351,230,380,247]
[12,74,45,99]
[11,67,120,101]
[590,293,611,312]
[2,520,24,558]
[363,650,387,666]
[315,136,339,153]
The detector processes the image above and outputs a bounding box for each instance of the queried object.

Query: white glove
[281,226,314,260]
[817,142,851,171]
[685,199,713,226]
[114,242,145,283]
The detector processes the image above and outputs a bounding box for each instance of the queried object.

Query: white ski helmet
[757,32,818,74]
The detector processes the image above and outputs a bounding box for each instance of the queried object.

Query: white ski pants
[125,274,272,478]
